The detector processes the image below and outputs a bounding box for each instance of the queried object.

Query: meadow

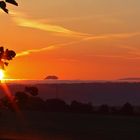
[0,82,139,139]
[0,111,140,140]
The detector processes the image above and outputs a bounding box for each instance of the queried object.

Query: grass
[0,111,140,139]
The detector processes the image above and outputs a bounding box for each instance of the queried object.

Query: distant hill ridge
[119,78,140,81]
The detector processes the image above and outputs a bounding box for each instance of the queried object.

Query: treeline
[0,86,138,116]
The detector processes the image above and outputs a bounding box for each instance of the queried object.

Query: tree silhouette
[70,100,93,113]
[14,87,45,110]
[120,102,134,115]
[98,104,109,114]
[25,86,39,96]
[15,91,29,109]
[46,98,69,112]
[0,0,18,13]
[0,46,16,70]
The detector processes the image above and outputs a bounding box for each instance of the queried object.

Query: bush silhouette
[45,98,69,112]
[70,100,93,113]
[110,106,119,115]
[1,96,15,111]
[120,102,134,115]
[14,86,41,110]
[15,92,29,109]
[98,104,109,114]
[25,86,39,96]
[27,97,45,110]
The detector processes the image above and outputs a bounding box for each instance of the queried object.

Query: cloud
[16,45,55,57]
[11,11,140,60]
[44,16,94,22]
[83,32,140,41]
[10,11,89,37]
[16,32,140,58]
[16,41,78,57]
[88,53,140,60]
[10,11,140,39]
[57,58,79,63]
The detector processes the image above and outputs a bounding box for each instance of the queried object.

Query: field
[0,111,140,140]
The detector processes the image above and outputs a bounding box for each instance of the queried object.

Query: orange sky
[0,0,140,80]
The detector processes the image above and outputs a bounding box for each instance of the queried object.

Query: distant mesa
[45,75,59,80]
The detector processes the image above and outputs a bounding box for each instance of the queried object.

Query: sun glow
[0,70,4,80]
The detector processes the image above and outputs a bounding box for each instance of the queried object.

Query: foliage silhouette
[0,96,15,110]
[14,86,44,110]
[25,86,39,96]
[45,98,69,112]
[70,100,93,113]
[6,0,18,6]
[0,0,18,13]
[0,1,8,13]
[98,104,109,114]
[0,85,138,116]
[27,97,45,110]
[120,102,134,115]
[0,46,16,70]
[15,91,29,109]
[110,106,119,115]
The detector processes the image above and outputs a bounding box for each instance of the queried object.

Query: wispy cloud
[16,45,55,57]
[10,11,89,37]
[16,32,140,58]
[10,11,140,39]
[88,53,140,60]
[11,11,140,60]
[83,32,140,41]
[16,41,78,57]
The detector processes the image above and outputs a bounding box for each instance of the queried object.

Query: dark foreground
[0,111,140,140]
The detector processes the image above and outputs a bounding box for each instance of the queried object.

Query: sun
[0,69,4,80]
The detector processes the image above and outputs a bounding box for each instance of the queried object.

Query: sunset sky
[0,0,140,80]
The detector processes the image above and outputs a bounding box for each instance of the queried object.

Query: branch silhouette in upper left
[0,0,18,13]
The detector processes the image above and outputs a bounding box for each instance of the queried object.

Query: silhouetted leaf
[0,46,4,59]
[0,1,8,13]
[5,49,16,60]
[0,0,18,13]
[4,62,8,66]
[0,47,4,53]
[6,0,18,6]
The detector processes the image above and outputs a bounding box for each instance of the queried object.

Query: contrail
[11,11,140,58]
[16,45,55,57]
[16,41,79,57]
[16,31,140,58]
